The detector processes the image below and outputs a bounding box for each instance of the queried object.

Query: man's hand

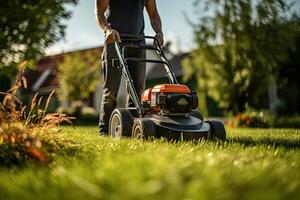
[105,29,121,44]
[155,32,164,46]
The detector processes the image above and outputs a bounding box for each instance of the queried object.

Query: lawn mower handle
[119,34,159,43]
[119,34,178,85]
[113,34,179,117]
[114,41,144,116]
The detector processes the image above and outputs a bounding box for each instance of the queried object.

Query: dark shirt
[106,0,147,35]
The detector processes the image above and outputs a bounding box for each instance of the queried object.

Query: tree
[0,0,78,78]
[277,31,300,115]
[184,0,300,115]
[58,51,102,103]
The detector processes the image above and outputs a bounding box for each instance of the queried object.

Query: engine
[141,84,198,115]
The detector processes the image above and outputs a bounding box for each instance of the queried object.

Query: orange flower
[241,114,247,120]
[28,147,47,163]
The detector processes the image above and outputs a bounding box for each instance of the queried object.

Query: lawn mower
[108,34,226,141]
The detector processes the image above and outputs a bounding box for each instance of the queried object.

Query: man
[95,0,164,135]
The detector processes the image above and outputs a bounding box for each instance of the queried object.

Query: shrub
[227,107,300,128]
[270,116,300,128]
[227,108,270,128]
[0,62,74,166]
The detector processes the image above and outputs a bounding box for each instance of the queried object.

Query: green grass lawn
[0,127,300,200]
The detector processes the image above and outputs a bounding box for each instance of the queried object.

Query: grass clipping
[0,62,75,166]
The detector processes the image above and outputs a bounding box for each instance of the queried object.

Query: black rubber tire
[132,118,156,140]
[127,108,139,118]
[207,120,226,140]
[109,108,134,138]
[190,110,204,121]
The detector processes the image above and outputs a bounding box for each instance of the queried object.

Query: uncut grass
[0,127,299,200]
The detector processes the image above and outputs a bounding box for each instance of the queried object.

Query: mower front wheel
[132,118,156,140]
[207,120,226,140]
[109,109,134,138]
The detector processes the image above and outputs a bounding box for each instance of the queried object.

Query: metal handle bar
[120,34,161,54]
[118,34,178,85]
[119,34,160,44]
[122,44,161,53]
[125,57,169,65]
[114,42,144,116]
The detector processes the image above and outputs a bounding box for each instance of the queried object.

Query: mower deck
[151,115,211,140]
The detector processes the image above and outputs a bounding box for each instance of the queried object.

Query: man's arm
[95,0,120,43]
[146,0,164,46]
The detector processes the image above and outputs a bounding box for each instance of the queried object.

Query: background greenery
[0,0,78,94]
[58,51,101,103]
[183,0,300,117]
[0,0,78,73]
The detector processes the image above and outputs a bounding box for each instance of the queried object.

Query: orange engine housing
[151,84,191,94]
[141,88,152,102]
[141,84,197,114]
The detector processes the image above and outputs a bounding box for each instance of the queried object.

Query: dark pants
[99,42,146,133]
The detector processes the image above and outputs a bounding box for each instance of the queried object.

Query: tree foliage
[58,51,101,102]
[0,0,78,77]
[184,0,300,115]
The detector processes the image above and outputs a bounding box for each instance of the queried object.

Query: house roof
[25,46,103,92]
[146,52,190,80]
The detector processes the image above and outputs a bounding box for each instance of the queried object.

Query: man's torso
[106,0,147,35]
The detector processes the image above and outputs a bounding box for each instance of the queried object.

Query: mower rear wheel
[190,110,204,121]
[109,109,133,138]
[207,120,226,140]
[132,118,156,140]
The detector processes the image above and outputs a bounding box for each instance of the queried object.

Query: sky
[46,0,198,55]
[46,0,300,55]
